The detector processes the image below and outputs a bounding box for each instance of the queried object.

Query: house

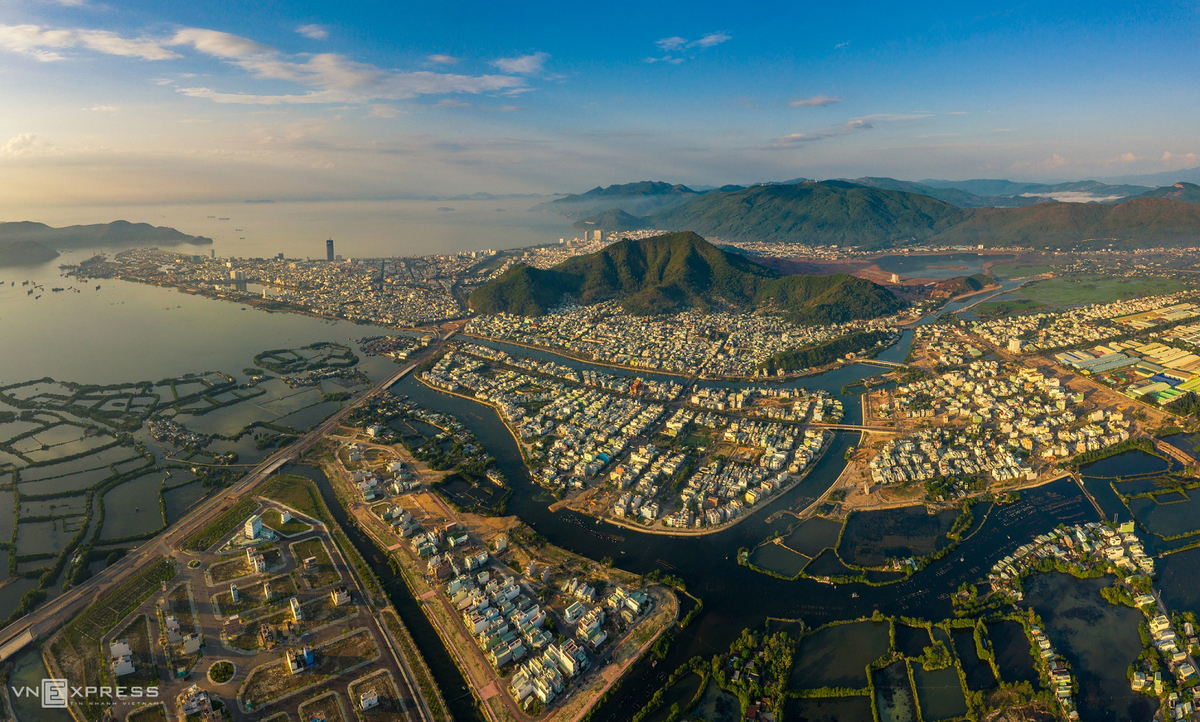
[182,632,202,655]
[109,640,134,677]
[165,615,183,643]
[176,685,213,718]
[361,688,380,710]
[290,597,304,621]
[247,549,267,573]
[331,586,351,606]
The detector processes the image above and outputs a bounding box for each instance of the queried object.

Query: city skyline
[0,0,1198,211]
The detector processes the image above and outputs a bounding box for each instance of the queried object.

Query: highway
[0,329,456,661]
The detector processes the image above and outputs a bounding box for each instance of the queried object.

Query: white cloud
[1,133,43,156]
[0,24,180,62]
[427,54,458,65]
[1162,151,1198,166]
[0,23,540,107]
[647,32,730,64]
[367,105,403,118]
[490,52,549,75]
[835,41,850,49]
[296,24,329,40]
[86,104,119,112]
[690,32,730,49]
[789,95,840,108]
[1107,152,1140,164]
[432,99,471,108]
[170,28,270,59]
[773,112,930,146]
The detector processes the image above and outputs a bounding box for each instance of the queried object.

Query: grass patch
[348,668,408,721]
[181,497,259,552]
[239,628,379,710]
[48,558,175,721]
[298,691,349,722]
[968,298,1047,320]
[259,474,328,522]
[215,574,297,617]
[110,614,159,687]
[262,508,312,535]
[989,262,1056,279]
[209,556,253,584]
[1017,275,1188,307]
[292,538,341,589]
[126,703,169,722]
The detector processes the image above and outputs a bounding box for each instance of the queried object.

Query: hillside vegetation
[641,181,1200,249]
[469,231,900,323]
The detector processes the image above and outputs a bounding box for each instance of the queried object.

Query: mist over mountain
[531,181,702,217]
[0,220,213,267]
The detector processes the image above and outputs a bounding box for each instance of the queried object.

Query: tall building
[326,239,335,261]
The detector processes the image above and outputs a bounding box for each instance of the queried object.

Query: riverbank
[576,433,835,538]
[315,435,678,722]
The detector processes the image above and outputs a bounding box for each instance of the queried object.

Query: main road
[0,328,458,661]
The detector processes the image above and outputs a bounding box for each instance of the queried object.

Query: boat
[851,592,859,598]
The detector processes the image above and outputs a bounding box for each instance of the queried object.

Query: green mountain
[928,198,1200,247]
[572,209,651,232]
[469,231,900,323]
[650,182,966,249]
[1117,182,1200,205]
[533,181,700,217]
[0,220,213,251]
[0,240,60,267]
[845,177,1048,208]
[917,178,1150,199]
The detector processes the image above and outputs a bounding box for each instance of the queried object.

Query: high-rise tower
[326,239,334,261]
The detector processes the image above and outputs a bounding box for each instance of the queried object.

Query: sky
[1,0,1198,208]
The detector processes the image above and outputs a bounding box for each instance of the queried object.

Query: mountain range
[531,181,701,217]
[544,179,1200,249]
[0,221,213,267]
[468,231,900,323]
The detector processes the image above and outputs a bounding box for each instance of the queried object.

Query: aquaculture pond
[788,620,891,689]
[910,664,968,721]
[837,505,960,568]
[985,620,1039,686]
[783,695,875,722]
[1024,573,1156,721]
[950,627,997,691]
[873,660,917,722]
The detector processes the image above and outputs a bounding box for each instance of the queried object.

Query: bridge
[1154,438,1198,469]
[809,423,898,432]
[0,331,454,664]
[856,359,907,369]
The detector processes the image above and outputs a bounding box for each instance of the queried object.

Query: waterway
[370,329,1123,720]
[0,273,1183,720]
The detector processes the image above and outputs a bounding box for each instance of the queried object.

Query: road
[0,329,457,661]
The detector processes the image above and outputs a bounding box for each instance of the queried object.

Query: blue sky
[0,0,1197,206]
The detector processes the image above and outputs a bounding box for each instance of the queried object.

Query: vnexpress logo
[11,678,158,708]
[41,678,69,708]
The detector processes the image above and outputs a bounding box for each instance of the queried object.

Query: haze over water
[3,198,572,259]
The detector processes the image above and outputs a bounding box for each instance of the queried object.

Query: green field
[989,262,1056,279]
[967,298,1047,320]
[1016,275,1189,307]
[181,497,259,552]
[258,474,329,523]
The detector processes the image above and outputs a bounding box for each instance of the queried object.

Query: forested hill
[468,231,900,324]
[0,220,213,267]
